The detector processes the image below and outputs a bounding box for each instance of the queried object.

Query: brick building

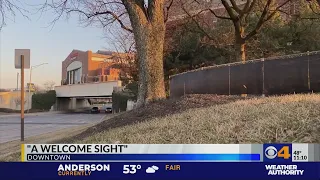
[61,50,132,85]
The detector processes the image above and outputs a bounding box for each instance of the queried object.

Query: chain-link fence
[169,51,320,97]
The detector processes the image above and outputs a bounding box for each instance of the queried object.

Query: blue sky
[0,1,115,89]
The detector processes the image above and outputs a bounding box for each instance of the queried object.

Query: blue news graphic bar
[1,162,319,180]
[28,154,261,161]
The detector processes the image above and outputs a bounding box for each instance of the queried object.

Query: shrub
[112,83,137,113]
[32,90,56,110]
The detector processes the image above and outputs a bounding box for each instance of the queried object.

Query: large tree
[45,0,173,107]
[181,0,301,62]
[167,0,320,64]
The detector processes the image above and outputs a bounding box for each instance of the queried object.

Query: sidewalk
[0,111,64,118]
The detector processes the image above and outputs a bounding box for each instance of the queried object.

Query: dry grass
[0,123,97,162]
[78,94,320,144]
[2,94,319,161]
[60,94,245,143]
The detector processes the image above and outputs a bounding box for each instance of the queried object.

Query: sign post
[20,55,25,141]
[15,49,30,142]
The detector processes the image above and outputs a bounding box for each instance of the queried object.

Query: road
[0,113,106,143]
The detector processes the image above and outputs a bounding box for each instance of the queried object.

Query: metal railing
[61,74,119,85]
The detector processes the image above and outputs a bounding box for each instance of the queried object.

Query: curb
[0,111,64,118]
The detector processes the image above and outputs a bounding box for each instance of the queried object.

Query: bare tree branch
[208,8,232,20]
[43,81,56,91]
[68,9,133,32]
[242,0,252,14]
[243,0,256,16]
[180,4,215,40]
[245,0,291,40]
[41,0,133,33]
[230,0,241,13]
[220,0,238,20]
[106,26,135,53]
[0,0,29,29]
[164,0,174,22]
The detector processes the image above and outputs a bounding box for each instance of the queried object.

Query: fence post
[168,76,171,98]
[262,58,265,97]
[183,82,186,96]
[228,64,231,96]
[307,51,311,91]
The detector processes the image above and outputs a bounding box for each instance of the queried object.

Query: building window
[71,71,74,84]
[67,68,81,84]
[74,68,81,84]
[68,71,71,84]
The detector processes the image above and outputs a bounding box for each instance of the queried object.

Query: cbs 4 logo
[265,146,291,160]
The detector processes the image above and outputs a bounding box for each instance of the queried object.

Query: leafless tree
[43,81,56,91]
[180,0,301,62]
[42,0,174,107]
[103,27,138,85]
[0,0,28,29]
[106,27,135,53]
[33,84,43,93]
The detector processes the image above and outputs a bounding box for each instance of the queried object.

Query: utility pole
[20,55,25,141]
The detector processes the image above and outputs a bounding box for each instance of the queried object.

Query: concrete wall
[55,81,122,97]
[126,100,136,111]
[170,51,320,97]
[76,99,91,109]
[0,91,33,110]
[54,98,70,111]
[53,98,91,111]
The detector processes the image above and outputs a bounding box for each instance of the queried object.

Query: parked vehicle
[105,107,112,113]
[90,107,100,114]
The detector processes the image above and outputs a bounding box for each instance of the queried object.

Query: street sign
[15,49,30,69]
[27,83,35,92]
[14,49,30,141]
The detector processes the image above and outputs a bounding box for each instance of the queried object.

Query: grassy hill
[72,94,320,144]
[1,94,319,161]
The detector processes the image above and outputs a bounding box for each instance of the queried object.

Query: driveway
[0,112,106,143]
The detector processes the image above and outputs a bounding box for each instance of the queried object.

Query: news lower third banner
[3,143,317,180]
[21,144,319,162]
[1,162,319,180]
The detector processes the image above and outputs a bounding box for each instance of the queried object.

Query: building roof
[96,50,114,55]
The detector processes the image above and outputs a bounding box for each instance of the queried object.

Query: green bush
[32,90,56,110]
[112,93,129,113]
[112,84,137,113]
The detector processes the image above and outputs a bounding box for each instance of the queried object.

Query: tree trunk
[135,25,166,107]
[234,25,246,62]
[235,40,246,62]
[124,1,166,108]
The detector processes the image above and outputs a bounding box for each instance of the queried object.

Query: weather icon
[146,165,159,174]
